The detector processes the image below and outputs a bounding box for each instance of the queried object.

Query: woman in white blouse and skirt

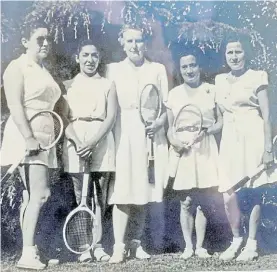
[1,23,61,269]
[167,50,222,260]
[216,35,276,261]
[62,40,117,263]
[106,24,169,263]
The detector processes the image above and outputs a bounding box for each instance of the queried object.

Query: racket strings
[140,85,160,123]
[32,112,63,149]
[64,210,94,253]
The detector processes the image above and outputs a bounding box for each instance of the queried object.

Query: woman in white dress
[216,36,276,261]
[62,40,117,262]
[1,23,61,269]
[106,24,169,263]
[167,50,222,259]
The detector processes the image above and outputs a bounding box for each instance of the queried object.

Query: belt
[70,117,104,122]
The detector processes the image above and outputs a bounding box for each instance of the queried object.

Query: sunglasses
[36,36,52,46]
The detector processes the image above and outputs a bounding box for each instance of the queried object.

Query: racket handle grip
[148,160,155,184]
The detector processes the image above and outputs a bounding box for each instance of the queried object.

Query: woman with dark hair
[1,22,61,269]
[216,35,276,261]
[106,24,169,263]
[62,39,117,262]
[167,49,222,259]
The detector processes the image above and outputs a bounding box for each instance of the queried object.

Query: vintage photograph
[1,1,277,271]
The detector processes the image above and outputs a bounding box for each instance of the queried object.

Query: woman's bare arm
[4,63,40,155]
[257,87,274,166]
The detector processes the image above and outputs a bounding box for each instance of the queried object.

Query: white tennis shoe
[128,240,150,259]
[17,245,46,270]
[131,245,150,259]
[180,248,194,260]
[109,243,126,264]
[78,250,92,263]
[93,247,110,262]
[219,237,243,261]
[236,247,258,261]
[195,247,212,258]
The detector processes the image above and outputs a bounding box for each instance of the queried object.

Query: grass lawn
[2,252,277,272]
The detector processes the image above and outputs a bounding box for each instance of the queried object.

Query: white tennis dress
[1,54,61,168]
[167,83,220,190]
[215,69,277,190]
[62,73,115,173]
[106,58,169,204]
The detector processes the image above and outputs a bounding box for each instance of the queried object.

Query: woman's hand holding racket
[262,150,274,169]
[67,118,106,160]
[76,140,98,159]
[65,124,95,159]
[170,138,190,154]
[25,137,41,156]
[145,120,162,139]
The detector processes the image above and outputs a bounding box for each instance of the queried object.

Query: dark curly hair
[76,39,100,55]
[75,39,106,76]
[170,42,206,85]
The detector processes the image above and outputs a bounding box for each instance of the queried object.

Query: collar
[75,72,101,81]
[227,68,251,80]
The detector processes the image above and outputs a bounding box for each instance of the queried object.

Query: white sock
[185,243,193,250]
[185,246,194,251]
[233,236,243,244]
[113,243,125,250]
[245,238,257,250]
[21,246,37,258]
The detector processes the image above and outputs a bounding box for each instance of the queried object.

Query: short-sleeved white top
[167,82,216,127]
[215,69,268,114]
[65,73,112,120]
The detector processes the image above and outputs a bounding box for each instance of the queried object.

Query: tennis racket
[1,110,63,183]
[63,118,105,254]
[63,156,97,254]
[139,84,162,184]
[223,134,277,194]
[168,104,203,178]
